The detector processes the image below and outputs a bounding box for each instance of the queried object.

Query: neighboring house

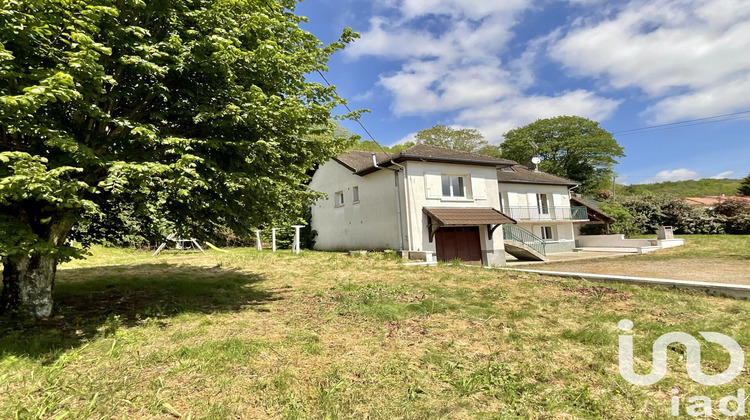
[309,144,597,265]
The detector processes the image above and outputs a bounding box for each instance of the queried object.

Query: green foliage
[501,116,625,194]
[349,140,415,154]
[619,178,743,197]
[596,194,734,235]
[0,0,357,264]
[713,199,750,234]
[414,124,502,156]
[599,203,636,235]
[738,173,750,196]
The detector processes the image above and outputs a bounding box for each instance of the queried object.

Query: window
[441,175,466,197]
[541,226,555,240]
[334,191,344,207]
[501,166,515,172]
[536,193,550,215]
[352,186,360,203]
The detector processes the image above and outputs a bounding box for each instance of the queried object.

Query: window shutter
[424,171,441,199]
[471,174,487,199]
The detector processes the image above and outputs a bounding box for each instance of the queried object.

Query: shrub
[714,199,750,234]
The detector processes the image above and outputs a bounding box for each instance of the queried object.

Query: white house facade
[496,164,588,254]
[310,145,606,265]
[310,145,516,266]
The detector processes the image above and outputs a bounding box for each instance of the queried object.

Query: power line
[612,110,750,135]
[315,70,393,158]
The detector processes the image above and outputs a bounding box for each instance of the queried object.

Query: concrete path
[499,267,750,300]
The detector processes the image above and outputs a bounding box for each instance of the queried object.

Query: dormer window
[501,166,515,172]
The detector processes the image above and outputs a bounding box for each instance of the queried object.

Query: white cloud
[550,0,750,123]
[640,169,701,184]
[394,131,418,145]
[455,90,621,140]
[346,0,621,143]
[711,170,736,179]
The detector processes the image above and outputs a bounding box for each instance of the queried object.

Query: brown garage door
[435,226,482,265]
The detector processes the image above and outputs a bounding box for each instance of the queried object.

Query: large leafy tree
[501,116,625,193]
[738,173,750,196]
[0,0,357,318]
[414,124,501,156]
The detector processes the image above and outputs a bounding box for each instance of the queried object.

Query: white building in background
[309,144,603,265]
[495,164,588,253]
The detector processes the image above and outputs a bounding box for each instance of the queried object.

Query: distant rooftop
[683,196,750,206]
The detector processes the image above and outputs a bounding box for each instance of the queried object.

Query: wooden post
[255,230,262,251]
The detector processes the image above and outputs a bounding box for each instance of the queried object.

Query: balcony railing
[503,206,588,221]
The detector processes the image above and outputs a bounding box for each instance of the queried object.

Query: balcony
[503,206,589,221]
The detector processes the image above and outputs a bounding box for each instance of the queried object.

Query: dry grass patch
[2,246,750,418]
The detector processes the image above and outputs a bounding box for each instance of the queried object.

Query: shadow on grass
[0,263,277,360]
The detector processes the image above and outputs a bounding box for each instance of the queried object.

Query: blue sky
[296,0,750,185]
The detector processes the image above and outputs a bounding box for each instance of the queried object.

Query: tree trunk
[1,256,58,318]
[0,220,73,319]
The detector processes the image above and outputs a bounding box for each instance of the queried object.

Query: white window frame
[536,193,550,215]
[352,186,360,204]
[540,226,555,241]
[441,174,467,198]
[334,191,344,207]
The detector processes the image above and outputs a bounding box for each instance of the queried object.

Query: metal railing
[504,206,588,221]
[502,225,546,256]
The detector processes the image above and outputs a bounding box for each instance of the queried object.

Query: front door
[435,226,482,265]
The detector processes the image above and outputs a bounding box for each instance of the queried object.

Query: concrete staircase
[502,225,548,262]
[504,240,548,261]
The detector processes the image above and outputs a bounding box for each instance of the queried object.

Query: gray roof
[334,151,390,172]
[336,144,516,175]
[495,164,578,186]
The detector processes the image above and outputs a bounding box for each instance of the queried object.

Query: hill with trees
[617,178,744,197]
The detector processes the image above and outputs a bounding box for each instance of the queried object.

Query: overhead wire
[612,110,750,136]
[316,70,393,159]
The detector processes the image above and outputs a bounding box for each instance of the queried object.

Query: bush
[596,193,744,235]
[600,203,637,235]
[714,199,750,234]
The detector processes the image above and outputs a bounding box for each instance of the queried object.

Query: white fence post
[255,229,262,251]
[291,225,304,254]
[271,228,277,252]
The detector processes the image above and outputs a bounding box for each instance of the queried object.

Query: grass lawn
[2,245,750,419]
[537,234,750,284]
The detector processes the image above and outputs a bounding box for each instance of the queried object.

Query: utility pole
[612,175,616,198]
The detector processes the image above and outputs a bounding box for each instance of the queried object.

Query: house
[495,163,590,255]
[309,144,598,265]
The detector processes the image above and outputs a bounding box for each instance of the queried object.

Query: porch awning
[423,207,516,242]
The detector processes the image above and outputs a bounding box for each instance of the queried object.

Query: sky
[295,0,750,185]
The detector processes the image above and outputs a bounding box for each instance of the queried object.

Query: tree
[0,0,357,318]
[414,124,501,156]
[739,173,750,196]
[501,116,625,194]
